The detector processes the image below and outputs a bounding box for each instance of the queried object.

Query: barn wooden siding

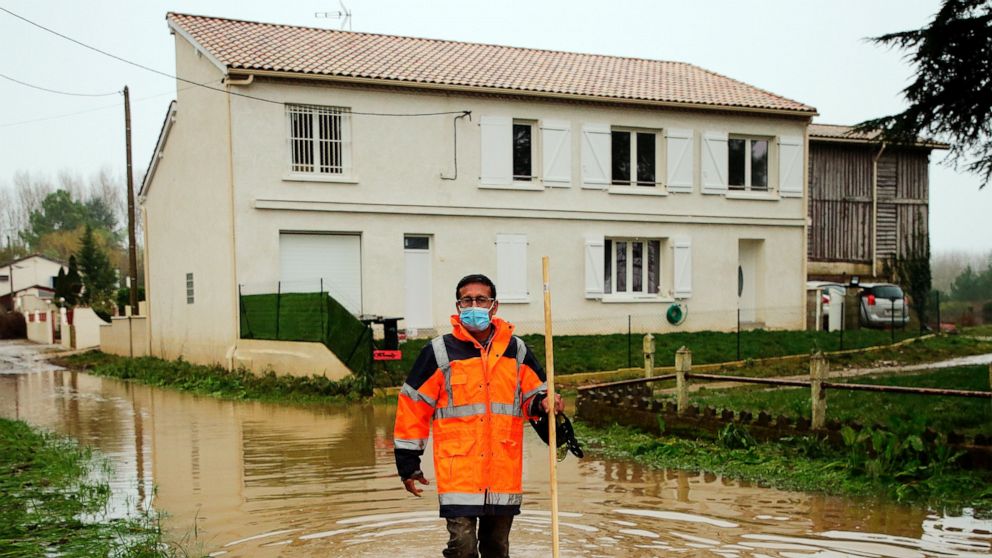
[808,143,873,262]
[808,142,930,266]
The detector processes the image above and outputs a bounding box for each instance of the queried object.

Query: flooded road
[1,350,990,556]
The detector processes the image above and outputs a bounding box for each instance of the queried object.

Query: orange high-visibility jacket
[394,316,547,517]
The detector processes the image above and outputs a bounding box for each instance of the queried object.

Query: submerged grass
[55,352,366,404]
[0,418,181,557]
[682,365,992,436]
[574,421,992,511]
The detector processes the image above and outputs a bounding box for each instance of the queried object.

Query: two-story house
[140,13,817,377]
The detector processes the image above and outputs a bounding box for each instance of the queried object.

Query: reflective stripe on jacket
[394,316,547,517]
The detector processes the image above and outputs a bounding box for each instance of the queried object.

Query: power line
[0,82,204,128]
[0,72,120,97]
[0,6,470,118]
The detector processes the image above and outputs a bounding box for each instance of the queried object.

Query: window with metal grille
[287,104,351,175]
[186,272,194,304]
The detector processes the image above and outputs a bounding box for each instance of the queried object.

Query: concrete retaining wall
[101,316,150,357]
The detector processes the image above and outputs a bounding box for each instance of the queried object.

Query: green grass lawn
[678,365,992,436]
[382,329,992,387]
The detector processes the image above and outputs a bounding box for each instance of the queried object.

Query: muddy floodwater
[2,368,990,557]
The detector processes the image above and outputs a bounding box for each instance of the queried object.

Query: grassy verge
[963,324,992,336]
[574,421,992,511]
[696,334,992,380]
[54,352,366,404]
[681,365,992,436]
[0,418,179,557]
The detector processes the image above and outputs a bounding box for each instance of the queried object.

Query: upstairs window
[287,104,352,176]
[612,130,657,187]
[604,238,661,296]
[728,137,768,191]
[186,273,194,305]
[513,121,536,181]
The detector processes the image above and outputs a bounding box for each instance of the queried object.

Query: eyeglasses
[457,296,495,308]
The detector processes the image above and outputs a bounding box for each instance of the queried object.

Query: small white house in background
[0,254,66,311]
[140,13,816,375]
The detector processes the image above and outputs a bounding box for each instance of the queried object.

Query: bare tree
[12,171,53,239]
[56,168,86,201]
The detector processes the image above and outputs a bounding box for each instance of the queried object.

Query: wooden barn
[806,123,948,282]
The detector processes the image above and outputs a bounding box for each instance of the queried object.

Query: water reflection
[0,370,989,557]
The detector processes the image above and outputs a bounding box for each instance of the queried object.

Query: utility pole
[124,86,139,315]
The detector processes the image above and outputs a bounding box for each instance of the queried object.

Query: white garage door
[279,233,362,314]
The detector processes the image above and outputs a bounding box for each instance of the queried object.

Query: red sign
[373,350,402,361]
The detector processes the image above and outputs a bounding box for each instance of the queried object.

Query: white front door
[279,233,362,314]
[404,236,432,330]
[738,240,758,323]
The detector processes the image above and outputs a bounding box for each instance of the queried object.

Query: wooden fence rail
[577,343,992,430]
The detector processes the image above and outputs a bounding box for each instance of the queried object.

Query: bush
[0,310,26,339]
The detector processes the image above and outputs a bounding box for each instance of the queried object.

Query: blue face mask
[459,307,492,332]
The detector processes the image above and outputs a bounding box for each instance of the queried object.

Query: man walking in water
[394,273,563,557]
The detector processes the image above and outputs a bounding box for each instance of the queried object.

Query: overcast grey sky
[1,0,988,253]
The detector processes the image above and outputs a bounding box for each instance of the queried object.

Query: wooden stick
[541,256,560,558]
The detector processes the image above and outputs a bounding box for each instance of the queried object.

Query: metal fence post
[238,284,251,338]
[675,346,691,416]
[275,281,282,340]
[320,278,325,340]
[936,291,941,333]
[736,308,741,361]
[891,299,896,344]
[839,298,845,351]
[627,315,632,369]
[810,352,827,430]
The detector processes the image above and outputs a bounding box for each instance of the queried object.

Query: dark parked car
[858,283,910,328]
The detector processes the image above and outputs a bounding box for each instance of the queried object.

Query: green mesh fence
[239,290,371,380]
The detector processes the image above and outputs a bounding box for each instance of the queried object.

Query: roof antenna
[315,0,352,30]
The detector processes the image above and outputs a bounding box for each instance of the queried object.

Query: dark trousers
[443,516,513,558]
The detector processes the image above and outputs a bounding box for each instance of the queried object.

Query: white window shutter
[480,116,512,185]
[673,237,692,299]
[496,234,529,302]
[541,120,572,187]
[666,128,694,193]
[701,131,728,195]
[581,123,611,188]
[778,135,804,198]
[584,236,605,299]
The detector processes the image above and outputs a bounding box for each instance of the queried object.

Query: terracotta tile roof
[167,12,816,115]
[809,123,880,141]
[810,123,948,148]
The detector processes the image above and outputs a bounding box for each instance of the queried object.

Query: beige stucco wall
[60,307,108,350]
[232,339,351,380]
[229,79,807,335]
[234,210,804,335]
[100,317,150,357]
[141,35,239,367]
